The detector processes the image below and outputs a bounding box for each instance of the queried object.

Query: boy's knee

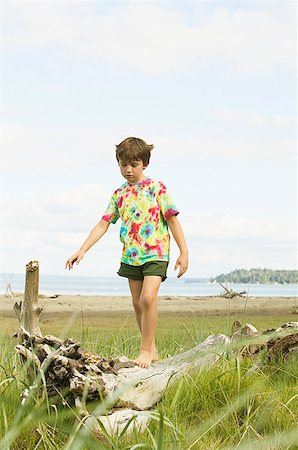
[140,292,156,308]
[132,298,141,309]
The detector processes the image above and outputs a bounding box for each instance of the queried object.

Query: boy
[65,137,188,368]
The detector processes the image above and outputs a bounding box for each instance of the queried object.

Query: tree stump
[14,260,42,338]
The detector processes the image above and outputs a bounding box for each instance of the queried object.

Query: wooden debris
[13,263,232,436]
[14,261,42,338]
[231,320,263,356]
[231,320,298,358]
[218,282,247,298]
[84,409,153,435]
[267,333,298,359]
[5,282,14,298]
[13,260,298,437]
[14,329,230,406]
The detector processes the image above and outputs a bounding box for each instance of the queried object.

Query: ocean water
[0,273,297,297]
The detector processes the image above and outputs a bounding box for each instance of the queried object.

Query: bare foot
[134,350,152,369]
[151,350,159,363]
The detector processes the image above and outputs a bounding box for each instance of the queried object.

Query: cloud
[3,187,295,244]
[175,212,297,276]
[1,124,296,176]
[181,212,296,245]
[187,240,296,278]
[0,126,120,173]
[214,109,296,128]
[1,2,295,74]
[2,184,112,233]
[153,135,296,162]
[1,190,296,277]
[0,183,122,276]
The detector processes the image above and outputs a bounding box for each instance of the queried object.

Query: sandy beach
[0,294,297,319]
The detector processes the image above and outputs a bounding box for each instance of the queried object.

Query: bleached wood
[84,409,152,435]
[15,344,41,368]
[14,261,42,338]
[13,302,21,322]
[13,262,298,437]
[108,334,231,410]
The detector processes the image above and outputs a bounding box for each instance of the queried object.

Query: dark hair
[116,137,154,166]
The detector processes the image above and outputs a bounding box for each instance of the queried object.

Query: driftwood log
[14,261,298,436]
[218,282,247,298]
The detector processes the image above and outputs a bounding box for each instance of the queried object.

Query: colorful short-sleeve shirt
[102,177,179,266]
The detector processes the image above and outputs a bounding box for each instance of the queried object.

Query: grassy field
[0,312,297,449]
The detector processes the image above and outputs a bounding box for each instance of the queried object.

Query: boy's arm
[166,215,189,278]
[65,219,110,270]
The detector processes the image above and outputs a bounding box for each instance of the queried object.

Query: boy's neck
[127,174,147,185]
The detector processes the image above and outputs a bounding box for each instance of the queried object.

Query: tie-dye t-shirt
[102,177,179,266]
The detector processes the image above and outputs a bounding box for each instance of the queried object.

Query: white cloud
[3,186,295,245]
[0,184,122,276]
[1,2,295,74]
[1,190,296,277]
[214,109,296,128]
[187,240,296,278]
[0,225,121,277]
[154,135,296,162]
[182,212,296,244]
[176,212,297,276]
[2,220,295,278]
[1,124,296,176]
[2,184,111,232]
[0,126,120,173]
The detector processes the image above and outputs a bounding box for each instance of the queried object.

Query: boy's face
[118,159,146,184]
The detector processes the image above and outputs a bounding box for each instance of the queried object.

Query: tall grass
[0,313,297,449]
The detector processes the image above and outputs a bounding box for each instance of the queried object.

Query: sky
[0,0,297,281]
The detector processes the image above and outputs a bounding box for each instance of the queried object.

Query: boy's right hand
[65,250,85,270]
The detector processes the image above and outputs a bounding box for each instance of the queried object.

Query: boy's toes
[134,351,152,369]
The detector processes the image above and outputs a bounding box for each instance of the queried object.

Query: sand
[0,294,297,318]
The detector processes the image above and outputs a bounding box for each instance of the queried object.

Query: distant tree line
[210,268,298,284]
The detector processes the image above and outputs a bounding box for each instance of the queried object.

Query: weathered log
[13,261,298,437]
[231,320,298,359]
[15,332,230,406]
[15,318,298,436]
[15,344,41,368]
[71,335,231,436]
[65,334,230,409]
[218,282,247,298]
[111,334,230,410]
[267,322,298,359]
[84,409,153,435]
[268,322,298,334]
[267,333,298,359]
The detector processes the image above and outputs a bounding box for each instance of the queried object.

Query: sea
[0,273,297,297]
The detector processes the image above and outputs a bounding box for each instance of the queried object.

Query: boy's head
[116,137,154,167]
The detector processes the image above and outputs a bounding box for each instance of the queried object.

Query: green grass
[0,312,297,449]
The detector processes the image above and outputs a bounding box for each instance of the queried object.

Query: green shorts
[117,261,169,282]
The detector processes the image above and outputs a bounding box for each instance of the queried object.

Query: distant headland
[210,268,298,285]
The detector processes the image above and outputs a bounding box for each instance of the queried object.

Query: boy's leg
[128,279,143,331]
[128,279,159,362]
[135,275,162,368]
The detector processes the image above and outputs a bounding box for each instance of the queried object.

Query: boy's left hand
[174,253,188,278]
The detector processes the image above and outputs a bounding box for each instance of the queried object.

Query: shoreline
[0,294,297,318]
